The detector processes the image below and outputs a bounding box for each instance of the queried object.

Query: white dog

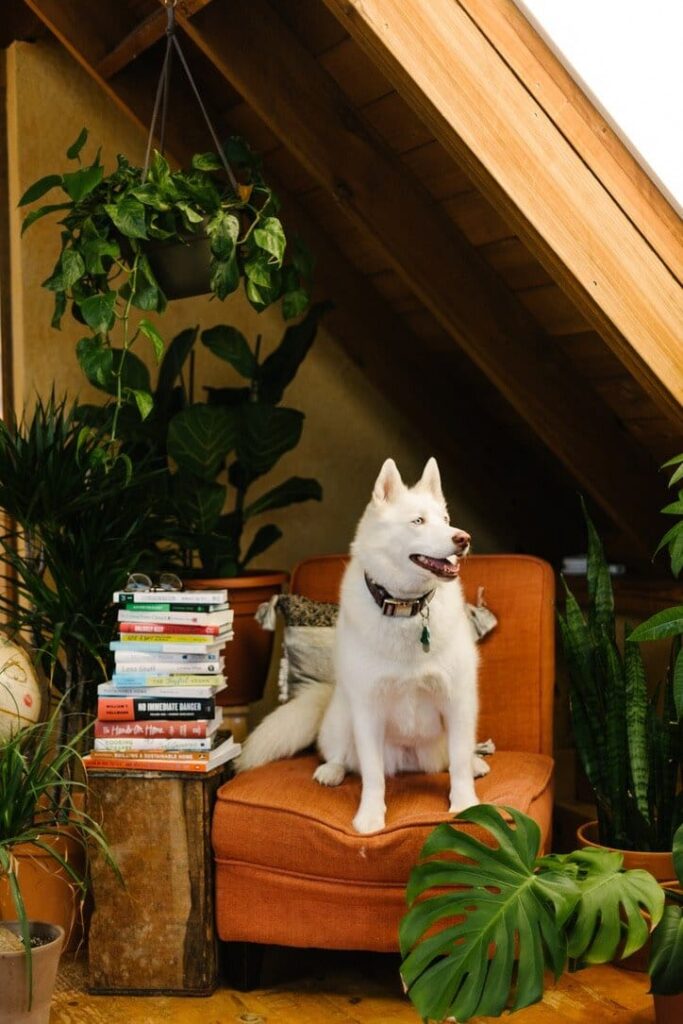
[239,458,486,834]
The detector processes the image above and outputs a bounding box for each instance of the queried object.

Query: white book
[94,735,218,752]
[118,609,234,627]
[113,658,224,675]
[114,589,228,605]
[114,650,221,664]
[110,640,226,654]
[98,681,227,699]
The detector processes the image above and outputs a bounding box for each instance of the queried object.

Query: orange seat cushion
[213,751,553,950]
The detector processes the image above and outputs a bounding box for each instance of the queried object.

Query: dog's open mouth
[409,554,460,579]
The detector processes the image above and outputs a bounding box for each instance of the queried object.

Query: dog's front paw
[449,786,479,814]
[353,805,386,834]
[313,762,346,787]
[472,754,491,779]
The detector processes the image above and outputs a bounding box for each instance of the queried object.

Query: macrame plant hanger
[142,0,238,196]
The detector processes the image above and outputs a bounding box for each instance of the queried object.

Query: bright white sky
[516,0,683,212]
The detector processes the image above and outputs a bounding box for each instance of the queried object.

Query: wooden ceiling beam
[323,0,683,429]
[19,0,578,558]
[171,0,663,554]
[97,0,216,81]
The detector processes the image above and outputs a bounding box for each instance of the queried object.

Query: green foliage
[400,805,664,1022]
[0,396,163,722]
[559,502,682,851]
[649,822,683,996]
[133,303,330,575]
[0,704,118,1001]
[19,130,314,433]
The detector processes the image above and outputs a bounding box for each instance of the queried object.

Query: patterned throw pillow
[256,592,497,703]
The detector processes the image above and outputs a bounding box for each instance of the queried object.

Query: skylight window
[516,0,683,213]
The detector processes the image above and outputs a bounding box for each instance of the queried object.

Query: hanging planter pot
[146,220,212,300]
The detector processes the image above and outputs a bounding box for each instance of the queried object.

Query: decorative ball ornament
[0,636,42,740]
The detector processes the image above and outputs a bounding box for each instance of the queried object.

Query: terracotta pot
[0,920,64,1024]
[0,830,86,953]
[654,993,683,1024]
[186,572,288,707]
[577,820,675,972]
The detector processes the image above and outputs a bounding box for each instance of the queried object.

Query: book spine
[114,650,221,662]
[93,737,214,752]
[118,611,233,625]
[118,634,229,644]
[119,622,224,635]
[111,674,223,687]
[115,591,228,605]
[88,747,212,760]
[83,756,212,773]
[97,697,214,721]
[94,719,212,738]
[111,642,224,653]
[112,660,223,674]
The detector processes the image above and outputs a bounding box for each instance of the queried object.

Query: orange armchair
[212,554,555,954]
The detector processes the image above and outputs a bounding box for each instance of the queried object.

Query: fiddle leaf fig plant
[164,301,331,576]
[19,129,313,437]
[400,805,665,1023]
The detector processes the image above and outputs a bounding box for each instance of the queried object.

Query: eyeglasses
[124,572,183,593]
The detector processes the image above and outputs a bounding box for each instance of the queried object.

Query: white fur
[239,457,481,835]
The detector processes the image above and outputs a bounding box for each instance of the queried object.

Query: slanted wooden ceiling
[9,0,683,566]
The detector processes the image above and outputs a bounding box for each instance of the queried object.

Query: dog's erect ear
[416,457,443,498]
[372,458,404,504]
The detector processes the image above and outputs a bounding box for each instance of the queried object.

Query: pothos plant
[19,128,313,437]
[81,301,331,578]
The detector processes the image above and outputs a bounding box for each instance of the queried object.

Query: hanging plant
[19,130,313,437]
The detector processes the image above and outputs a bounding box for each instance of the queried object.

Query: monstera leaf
[400,805,663,1023]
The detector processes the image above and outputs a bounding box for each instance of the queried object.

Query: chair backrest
[290,554,555,756]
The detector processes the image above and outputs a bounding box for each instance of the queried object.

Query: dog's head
[353,458,471,593]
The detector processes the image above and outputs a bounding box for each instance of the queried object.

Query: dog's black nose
[453,530,471,550]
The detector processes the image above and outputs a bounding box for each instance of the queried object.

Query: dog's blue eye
[412,517,424,525]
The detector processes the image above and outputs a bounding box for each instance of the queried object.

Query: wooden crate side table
[86,766,227,995]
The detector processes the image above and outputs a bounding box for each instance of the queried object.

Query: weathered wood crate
[86,767,227,995]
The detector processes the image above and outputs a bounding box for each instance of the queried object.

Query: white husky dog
[239,457,486,834]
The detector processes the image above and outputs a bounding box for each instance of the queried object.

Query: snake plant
[559,501,682,851]
[400,804,664,1022]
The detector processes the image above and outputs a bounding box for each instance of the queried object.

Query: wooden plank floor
[52,948,656,1024]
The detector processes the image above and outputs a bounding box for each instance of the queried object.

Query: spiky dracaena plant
[558,501,682,851]
[0,396,162,740]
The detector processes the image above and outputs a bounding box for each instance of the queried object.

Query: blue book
[110,640,224,655]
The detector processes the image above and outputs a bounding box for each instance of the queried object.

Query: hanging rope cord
[142,0,239,195]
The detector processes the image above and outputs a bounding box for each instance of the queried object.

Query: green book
[115,599,229,612]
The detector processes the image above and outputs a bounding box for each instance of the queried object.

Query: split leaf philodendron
[400,804,664,1023]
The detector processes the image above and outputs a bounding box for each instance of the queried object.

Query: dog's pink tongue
[413,554,460,576]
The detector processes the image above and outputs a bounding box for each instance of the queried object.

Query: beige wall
[6,39,506,570]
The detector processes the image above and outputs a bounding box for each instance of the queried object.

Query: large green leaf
[244,476,322,519]
[172,477,226,534]
[207,210,239,260]
[558,848,663,961]
[66,127,88,160]
[21,202,72,235]
[210,253,240,300]
[76,336,113,390]
[649,905,683,995]
[155,327,197,404]
[258,301,331,403]
[629,606,683,642]
[105,196,148,239]
[62,164,103,202]
[201,325,256,379]
[253,215,286,265]
[60,248,85,290]
[18,174,62,206]
[400,806,580,1023]
[242,523,282,568]
[79,292,116,334]
[236,404,303,479]
[167,405,237,482]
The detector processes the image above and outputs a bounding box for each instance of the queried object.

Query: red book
[94,719,216,739]
[119,622,225,636]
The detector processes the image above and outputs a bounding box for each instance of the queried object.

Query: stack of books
[82,587,241,773]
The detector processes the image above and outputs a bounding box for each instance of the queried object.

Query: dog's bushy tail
[237,682,333,772]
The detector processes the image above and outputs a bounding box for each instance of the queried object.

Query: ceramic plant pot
[0,921,64,1024]
[186,572,288,707]
[0,830,85,952]
[577,820,675,972]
